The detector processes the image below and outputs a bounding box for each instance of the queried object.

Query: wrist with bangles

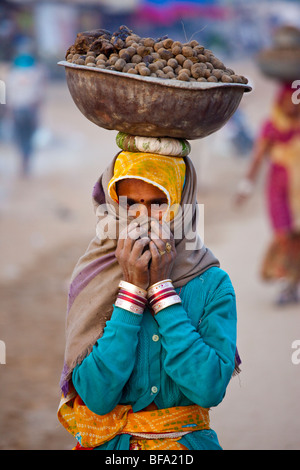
[115,279,181,315]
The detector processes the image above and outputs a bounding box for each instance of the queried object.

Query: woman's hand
[149,220,177,286]
[115,223,151,290]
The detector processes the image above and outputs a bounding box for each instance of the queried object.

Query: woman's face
[116,178,168,221]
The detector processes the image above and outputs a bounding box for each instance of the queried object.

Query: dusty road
[0,62,299,450]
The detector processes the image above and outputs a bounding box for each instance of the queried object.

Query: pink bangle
[147,279,173,298]
[152,294,181,314]
[116,281,147,315]
[117,293,146,309]
[119,280,147,299]
[119,289,147,306]
[148,289,177,306]
[148,286,175,302]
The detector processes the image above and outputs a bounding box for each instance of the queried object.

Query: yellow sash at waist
[58,392,210,449]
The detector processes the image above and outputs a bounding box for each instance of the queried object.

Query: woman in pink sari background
[237,82,300,305]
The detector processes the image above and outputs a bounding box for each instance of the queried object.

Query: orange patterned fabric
[129,437,187,450]
[57,393,210,450]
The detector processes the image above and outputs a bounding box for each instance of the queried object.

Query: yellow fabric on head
[107,151,186,220]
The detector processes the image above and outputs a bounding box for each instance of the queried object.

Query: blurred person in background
[236,82,300,306]
[7,40,45,176]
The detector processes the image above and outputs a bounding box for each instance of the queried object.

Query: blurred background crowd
[0,0,299,451]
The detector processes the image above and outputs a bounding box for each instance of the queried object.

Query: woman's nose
[128,203,149,219]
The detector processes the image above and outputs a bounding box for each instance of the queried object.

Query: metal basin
[58,61,251,140]
[257,48,300,82]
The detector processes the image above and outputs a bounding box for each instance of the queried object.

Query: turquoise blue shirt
[72,266,237,450]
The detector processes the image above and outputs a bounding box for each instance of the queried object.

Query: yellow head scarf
[108,151,186,220]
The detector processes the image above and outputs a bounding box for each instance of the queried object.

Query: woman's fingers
[149,220,175,255]
[150,235,167,256]
[130,237,150,261]
[150,219,170,241]
[149,240,161,263]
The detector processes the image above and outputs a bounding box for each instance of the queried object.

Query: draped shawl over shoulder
[60,153,220,396]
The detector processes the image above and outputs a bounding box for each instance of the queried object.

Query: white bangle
[152,294,181,314]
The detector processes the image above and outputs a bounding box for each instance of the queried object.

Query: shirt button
[152,334,159,342]
[151,386,158,394]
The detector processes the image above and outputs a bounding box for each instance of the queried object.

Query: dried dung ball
[144,37,155,48]
[179,68,191,77]
[142,54,153,65]
[156,70,167,78]
[128,68,138,74]
[126,46,137,57]
[193,45,204,54]
[166,71,175,79]
[221,74,233,83]
[136,45,145,56]
[115,58,126,71]
[175,54,186,65]
[171,43,182,56]
[191,63,205,79]
[149,62,159,73]
[125,34,139,45]
[131,54,142,63]
[158,48,173,61]
[197,54,206,63]
[178,71,190,81]
[108,55,118,65]
[182,46,193,58]
[212,69,224,80]
[183,59,193,70]
[163,38,174,49]
[167,58,178,69]
[139,66,151,76]
[225,68,235,75]
[118,49,131,62]
[231,74,243,83]
[154,41,163,52]
[151,52,160,61]
[122,63,135,72]
[211,57,225,69]
[163,65,173,74]
[85,56,95,64]
[96,53,107,61]
[154,60,164,70]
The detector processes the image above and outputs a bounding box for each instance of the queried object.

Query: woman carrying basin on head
[58,141,239,450]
